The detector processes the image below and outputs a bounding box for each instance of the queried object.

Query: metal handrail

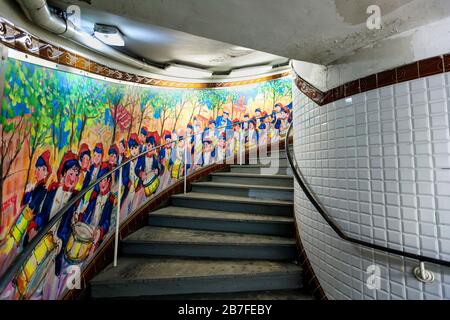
[284,121,450,268]
[0,112,283,293]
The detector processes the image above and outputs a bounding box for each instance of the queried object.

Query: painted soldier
[122,133,145,216]
[17,151,52,245]
[201,136,216,166]
[215,110,232,135]
[255,108,262,127]
[139,126,148,145]
[30,151,81,236]
[169,129,191,181]
[77,143,91,191]
[74,162,116,248]
[192,118,204,167]
[118,139,129,165]
[140,133,162,198]
[246,118,259,147]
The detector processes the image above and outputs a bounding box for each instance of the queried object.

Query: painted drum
[143,175,160,197]
[10,206,34,244]
[171,159,183,179]
[64,222,94,264]
[14,232,57,299]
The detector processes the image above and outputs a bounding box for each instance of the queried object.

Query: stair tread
[149,289,314,300]
[91,257,302,284]
[123,226,295,245]
[211,172,292,179]
[229,164,289,168]
[192,181,293,191]
[171,192,293,206]
[150,206,293,223]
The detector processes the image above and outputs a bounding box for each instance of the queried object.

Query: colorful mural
[0,57,292,299]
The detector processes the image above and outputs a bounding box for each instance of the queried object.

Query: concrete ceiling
[48,0,289,73]
[49,0,450,67]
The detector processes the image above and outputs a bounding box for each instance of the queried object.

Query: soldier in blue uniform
[20,151,52,245]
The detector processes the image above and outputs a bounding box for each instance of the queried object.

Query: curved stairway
[90,148,313,299]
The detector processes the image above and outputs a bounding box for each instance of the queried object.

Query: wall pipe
[15,0,161,73]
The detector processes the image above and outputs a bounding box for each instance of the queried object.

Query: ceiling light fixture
[165,63,213,78]
[94,24,125,47]
[229,65,273,77]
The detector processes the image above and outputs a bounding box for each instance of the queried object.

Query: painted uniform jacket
[22,181,47,216]
[80,190,116,242]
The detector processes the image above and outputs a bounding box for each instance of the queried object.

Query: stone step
[229,164,291,175]
[170,192,293,216]
[90,257,303,298]
[148,206,294,236]
[246,157,289,167]
[121,226,296,260]
[210,172,293,187]
[191,181,293,201]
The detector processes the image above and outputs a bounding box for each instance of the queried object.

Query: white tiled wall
[293,73,450,300]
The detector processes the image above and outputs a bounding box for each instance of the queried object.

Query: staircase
[90,147,313,299]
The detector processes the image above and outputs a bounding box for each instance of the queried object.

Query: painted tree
[257,77,292,109]
[152,90,174,138]
[136,88,156,134]
[185,90,203,124]
[0,60,32,223]
[18,62,53,193]
[77,79,107,148]
[198,89,228,120]
[170,90,185,131]
[106,84,126,144]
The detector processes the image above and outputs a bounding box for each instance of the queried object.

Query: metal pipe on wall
[15,0,160,73]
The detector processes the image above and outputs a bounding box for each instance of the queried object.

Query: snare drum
[143,175,160,197]
[171,159,182,179]
[64,222,94,264]
[14,232,57,299]
[10,206,34,244]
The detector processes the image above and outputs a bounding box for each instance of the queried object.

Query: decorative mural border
[0,17,290,89]
[294,54,450,105]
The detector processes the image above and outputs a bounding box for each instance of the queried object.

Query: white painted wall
[293,73,450,299]
[292,16,450,91]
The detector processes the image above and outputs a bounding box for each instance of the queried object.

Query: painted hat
[140,126,148,137]
[97,162,112,180]
[222,111,229,115]
[93,143,104,155]
[274,102,284,110]
[148,131,161,146]
[128,133,140,148]
[108,144,119,156]
[78,143,91,160]
[162,130,172,140]
[57,151,80,181]
[255,108,261,113]
[187,122,194,130]
[244,113,249,118]
[35,150,52,175]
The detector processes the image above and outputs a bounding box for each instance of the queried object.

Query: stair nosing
[122,239,296,246]
[192,181,294,191]
[149,211,294,224]
[211,172,292,179]
[91,268,302,286]
[171,192,293,206]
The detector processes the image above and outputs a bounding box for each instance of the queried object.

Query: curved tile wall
[293,73,450,299]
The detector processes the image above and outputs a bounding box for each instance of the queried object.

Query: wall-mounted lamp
[94,24,125,47]
[165,63,213,78]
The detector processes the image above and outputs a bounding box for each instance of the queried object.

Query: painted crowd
[0,57,292,300]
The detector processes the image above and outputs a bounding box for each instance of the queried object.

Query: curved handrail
[284,121,450,268]
[0,112,283,294]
